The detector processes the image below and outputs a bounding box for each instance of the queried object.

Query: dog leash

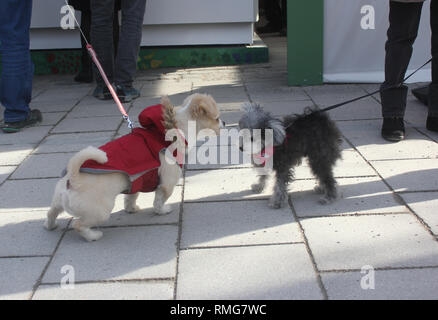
[64,1,134,130]
[316,58,432,114]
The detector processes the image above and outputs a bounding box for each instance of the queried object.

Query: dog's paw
[314,185,325,194]
[125,204,141,214]
[154,204,173,215]
[44,220,57,231]
[318,195,337,205]
[268,197,284,209]
[80,229,103,242]
[251,183,264,194]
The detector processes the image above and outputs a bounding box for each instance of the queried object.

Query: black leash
[316,58,432,114]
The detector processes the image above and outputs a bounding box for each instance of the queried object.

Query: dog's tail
[66,146,108,182]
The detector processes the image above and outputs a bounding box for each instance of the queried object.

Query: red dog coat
[80,104,181,194]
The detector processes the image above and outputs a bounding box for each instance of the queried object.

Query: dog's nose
[220,119,226,128]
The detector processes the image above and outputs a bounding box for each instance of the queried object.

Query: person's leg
[380,1,423,141]
[90,0,115,99]
[114,0,146,102]
[0,0,33,123]
[427,0,438,131]
[381,1,423,118]
[74,8,93,83]
[113,1,120,57]
[257,0,282,33]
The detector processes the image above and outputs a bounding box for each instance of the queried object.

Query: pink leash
[63,1,133,129]
[86,44,134,129]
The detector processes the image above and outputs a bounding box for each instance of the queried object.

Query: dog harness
[80,104,182,194]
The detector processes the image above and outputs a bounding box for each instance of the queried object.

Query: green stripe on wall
[0,42,268,76]
[287,0,324,86]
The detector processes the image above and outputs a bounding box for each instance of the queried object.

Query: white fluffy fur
[45,94,221,241]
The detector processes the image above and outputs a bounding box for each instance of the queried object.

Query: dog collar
[253,133,292,166]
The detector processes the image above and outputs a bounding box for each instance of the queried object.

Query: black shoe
[1,109,42,134]
[93,85,112,100]
[381,117,405,142]
[412,85,429,106]
[116,85,140,103]
[426,116,438,132]
[74,70,93,83]
[256,23,281,34]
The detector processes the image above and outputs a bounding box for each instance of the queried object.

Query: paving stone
[219,101,249,112]
[32,87,90,103]
[304,84,369,106]
[52,116,122,133]
[338,120,438,160]
[11,153,73,179]
[301,214,438,270]
[220,110,245,126]
[140,81,192,97]
[0,257,49,300]
[0,210,69,257]
[30,99,78,112]
[258,100,313,116]
[0,145,34,165]
[246,84,309,102]
[0,178,58,213]
[33,281,174,300]
[67,102,124,118]
[325,99,382,121]
[322,268,438,300]
[193,84,247,99]
[42,225,178,282]
[103,187,183,227]
[184,168,272,202]
[35,132,114,154]
[371,159,438,192]
[0,166,15,185]
[404,96,429,128]
[177,244,323,299]
[400,192,438,235]
[181,200,301,248]
[0,126,51,144]
[291,177,408,217]
[40,112,66,126]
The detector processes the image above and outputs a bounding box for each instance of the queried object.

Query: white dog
[44,94,223,241]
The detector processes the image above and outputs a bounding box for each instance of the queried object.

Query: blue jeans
[0,0,33,123]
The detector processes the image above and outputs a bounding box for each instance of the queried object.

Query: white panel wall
[324,0,431,83]
[30,0,258,49]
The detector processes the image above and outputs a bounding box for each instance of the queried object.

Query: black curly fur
[239,104,342,208]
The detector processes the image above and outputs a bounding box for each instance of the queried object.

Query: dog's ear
[241,102,263,113]
[268,118,286,146]
[190,94,219,119]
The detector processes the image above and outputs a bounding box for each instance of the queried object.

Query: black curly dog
[238,103,342,208]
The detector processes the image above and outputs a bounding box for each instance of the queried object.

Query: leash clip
[123,115,134,130]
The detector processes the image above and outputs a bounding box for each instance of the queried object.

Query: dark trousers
[263,0,287,29]
[77,7,120,76]
[0,0,33,122]
[381,0,438,118]
[90,0,146,87]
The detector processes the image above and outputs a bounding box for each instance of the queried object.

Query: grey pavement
[1,36,438,300]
